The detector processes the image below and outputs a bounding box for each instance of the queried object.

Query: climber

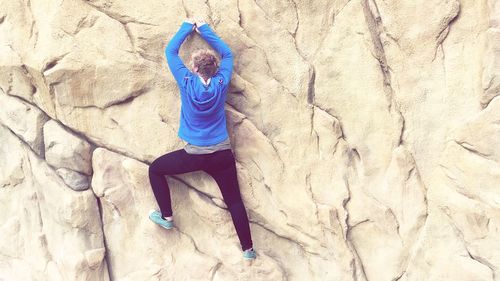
[147,18,256,261]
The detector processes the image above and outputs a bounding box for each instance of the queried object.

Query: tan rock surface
[0,91,48,156]
[0,126,108,280]
[44,119,93,175]
[0,0,499,280]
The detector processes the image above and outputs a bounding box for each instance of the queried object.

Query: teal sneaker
[149,210,174,230]
[243,248,257,260]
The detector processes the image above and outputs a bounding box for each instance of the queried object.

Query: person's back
[165,20,233,147]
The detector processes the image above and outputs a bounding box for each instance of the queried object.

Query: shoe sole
[243,254,256,261]
[149,217,174,230]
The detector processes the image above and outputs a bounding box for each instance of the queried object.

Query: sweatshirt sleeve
[165,22,194,87]
[197,24,233,85]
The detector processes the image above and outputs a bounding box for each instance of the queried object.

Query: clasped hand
[184,17,207,34]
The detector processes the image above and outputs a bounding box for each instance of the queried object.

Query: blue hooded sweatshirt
[165,22,233,146]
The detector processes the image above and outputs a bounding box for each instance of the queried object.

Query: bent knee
[149,159,162,175]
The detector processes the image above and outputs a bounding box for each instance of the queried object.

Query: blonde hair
[189,49,219,80]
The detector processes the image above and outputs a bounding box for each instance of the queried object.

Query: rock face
[0,93,48,156]
[0,126,108,281]
[0,0,499,280]
[44,119,93,176]
[43,119,93,190]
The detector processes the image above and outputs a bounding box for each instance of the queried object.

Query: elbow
[222,48,233,59]
[165,43,173,54]
[165,43,177,58]
[165,38,179,53]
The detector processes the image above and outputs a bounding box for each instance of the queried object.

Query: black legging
[148,148,253,251]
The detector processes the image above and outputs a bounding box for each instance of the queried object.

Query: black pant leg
[148,149,205,217]
[204,150,253,251]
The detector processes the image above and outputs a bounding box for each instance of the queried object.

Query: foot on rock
[243,248,257,261]
[149,210,174,230]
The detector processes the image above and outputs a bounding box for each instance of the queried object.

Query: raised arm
[196,23,233,84]
[165,21,195,86]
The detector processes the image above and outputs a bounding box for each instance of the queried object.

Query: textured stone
[56,167,90,191]
[0,92,48,156]
[44,119,93,175]
[482,28,500,108]
[0,0,499,280]
[0,126,108,280]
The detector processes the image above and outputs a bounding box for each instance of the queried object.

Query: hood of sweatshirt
[184,73,225,114]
